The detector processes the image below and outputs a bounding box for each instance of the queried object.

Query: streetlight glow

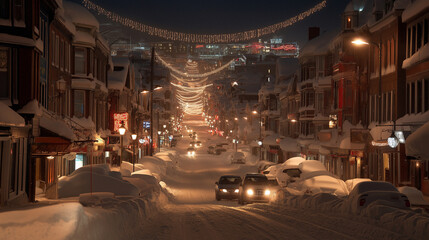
[351,39,369,45]
[119,121,126,135]
[131,134,137,140]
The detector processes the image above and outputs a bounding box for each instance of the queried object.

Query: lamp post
[253,108,263,161]
[131,133,137,172]
[118,121,126,166]
[352,38,382,124]
[157,131,162,153]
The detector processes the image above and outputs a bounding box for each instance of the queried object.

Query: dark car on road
[215,175,242,201]
[238,173,272,205]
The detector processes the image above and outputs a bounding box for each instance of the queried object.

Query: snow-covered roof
[63,0,99,30]
[18,99,43,117]
[40,115,76,140]
[279,137,300,152]
[0,102,25,127]
[406,120,429,159]
[276,58,299,83]
[71,78,96,90]
[402,0,428,22]
[299,30,338,59]
[74,31,95,47]
[108,57,130,90]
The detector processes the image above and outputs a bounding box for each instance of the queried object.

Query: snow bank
[0,203,84,240]
[275,190,429,239]
[58,165,139,198]
[398,186,429,206]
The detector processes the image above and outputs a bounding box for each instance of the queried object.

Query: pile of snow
[58,164,139,198]
[398,186,429,207]
[275,190,429,239]
[277,159,348,196]
[138,156,169,175]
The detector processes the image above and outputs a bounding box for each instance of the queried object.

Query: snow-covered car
[215,175,242,200]
[398,186,429,210]
[277,159,348,196]
[345,178,372,193]
[230,152,245,164]
[257,161,277,173]
[346,181,410,214]
[262,165,279,179]
[187,147,196,157]
[275,157,306,187]
[238,173,272,204]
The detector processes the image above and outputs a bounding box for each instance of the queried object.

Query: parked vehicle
[207,145,215,154]
[277,159,348,196]
[196,141,202,147]
[189,141,196,147]
[215,146,227,155]
[238,173,272,205]
[346,181,410,214]
[230,152,245,164]
[215,175,242,200]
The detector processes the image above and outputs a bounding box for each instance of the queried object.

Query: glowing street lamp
[352,38,382,124]
[118,121,126,166]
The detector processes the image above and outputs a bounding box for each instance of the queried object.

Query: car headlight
[264,189,271,196]
[187,152,191,156]
[234,189,239,193]
[246,189,254,196]
[221,189,227,193]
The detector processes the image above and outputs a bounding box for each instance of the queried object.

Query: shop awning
[32,137,71,154]
[406,121,429,160]
[0,102,25,127]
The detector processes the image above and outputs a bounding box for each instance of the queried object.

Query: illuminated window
[346,16,352,29]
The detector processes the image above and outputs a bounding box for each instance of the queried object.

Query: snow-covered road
[141,116,415,240]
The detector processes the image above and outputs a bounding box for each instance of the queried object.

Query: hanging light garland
[82,0,327,43]
[156,53,234,78]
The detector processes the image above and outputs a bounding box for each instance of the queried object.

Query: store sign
[114,113,128,132]
[143,121,151,129]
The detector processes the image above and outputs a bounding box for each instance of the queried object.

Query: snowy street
[136,117,422,240]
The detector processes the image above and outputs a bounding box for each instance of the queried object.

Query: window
[407,28,411,58]
[424,19,428,46]
[89,50,93,76]
[40,82,47,108]
[406,83,410,114]
[74,90,85,118]
[0,48,10,99]
[0,0,10,25]
[60,39,64,70]
[65,43,69,72]
[412,25,416,55]
[13,0,24,27]
[411,82,415,113]
[417,80,422,113]
[74,47,86,74]
[425,79,429,112]
[51,31,55,66]
[55,35,59,67]
[346,16,351,29]
[417,22,422,51]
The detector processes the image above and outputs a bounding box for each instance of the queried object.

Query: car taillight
[405,199,410,207]
[359,198,366,206]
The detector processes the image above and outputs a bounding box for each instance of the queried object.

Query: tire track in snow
[245,204,413,240]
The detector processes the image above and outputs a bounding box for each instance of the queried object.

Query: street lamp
[131,133,137,172]
[352,38,382,124]
[118,121,126,166]
[157,130,162,152]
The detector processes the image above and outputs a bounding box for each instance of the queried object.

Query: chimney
[308,27,320,41]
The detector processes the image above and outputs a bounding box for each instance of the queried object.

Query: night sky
[80,0,348,46]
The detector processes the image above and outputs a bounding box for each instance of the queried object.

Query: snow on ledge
[402,44,429,69]
[0,101,25,127]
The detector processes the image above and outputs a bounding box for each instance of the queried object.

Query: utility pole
[150,47,155,156]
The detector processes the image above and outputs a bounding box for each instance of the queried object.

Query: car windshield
[284,168,301,178]
[219,177,241,184]
[244,176,268,184]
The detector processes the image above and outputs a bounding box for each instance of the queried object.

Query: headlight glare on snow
[264,189,271,196]
[246,189,254,196]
